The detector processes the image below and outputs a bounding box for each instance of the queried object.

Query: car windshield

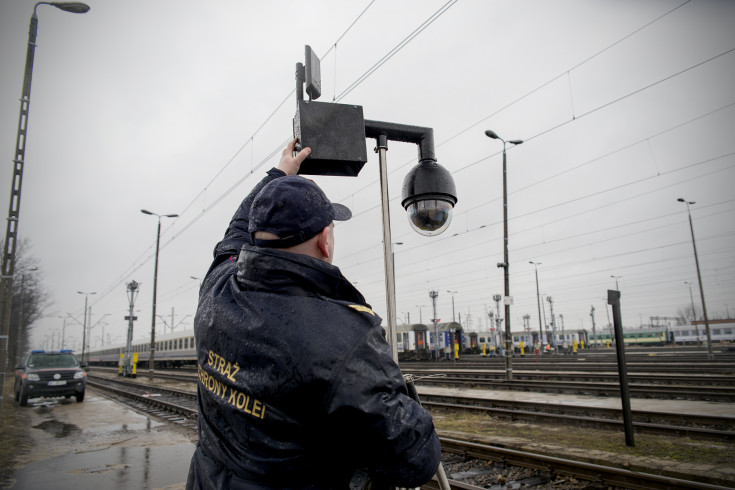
[27,354,78,369]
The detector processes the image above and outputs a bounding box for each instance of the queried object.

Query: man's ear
[317,226,330,259]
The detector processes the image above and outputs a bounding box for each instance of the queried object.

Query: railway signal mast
[590,306,597,347]
[547,296,557,351]
[123,280,139,377]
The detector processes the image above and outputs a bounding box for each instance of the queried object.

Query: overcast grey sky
[1,0,733,350]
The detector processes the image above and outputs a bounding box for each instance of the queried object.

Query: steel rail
[87,375,733,489]
[437,437,732,490]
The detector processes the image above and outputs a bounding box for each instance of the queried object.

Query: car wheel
[76,391,85,403]
[19,388,29,407]
[14,383,20,402]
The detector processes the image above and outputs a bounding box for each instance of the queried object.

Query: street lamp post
[446,290,457,323]
[430,290,439,360]
[77,291,95,364]
[416,305,425,324]
[529,261,543,347]
[611,275,621,290]
[684,281,700,344]
[0,0,90,414]
[486,130,523,380]
[677,198,713,359]
[58,315,66,349]
[141,209,178,377]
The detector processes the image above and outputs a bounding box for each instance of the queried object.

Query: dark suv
[14,350,87,406]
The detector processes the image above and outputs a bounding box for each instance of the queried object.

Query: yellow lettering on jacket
[206,350,240,382]
[198,352,267,420]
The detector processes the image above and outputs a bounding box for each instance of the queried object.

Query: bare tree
[2,239,49,364]
[676,304,697,325]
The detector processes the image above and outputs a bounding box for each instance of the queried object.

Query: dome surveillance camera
[402,160,457,236]
[405,199,454,236]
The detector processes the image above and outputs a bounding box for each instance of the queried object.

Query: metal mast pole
[81,295,88,362]
[547,296,556,351]
[590,306,597,347]
[532,262,543,344]
[679,199,713,359]
[149,218,162,376]
[124,281,138,377]
[430,290,439,360]
[501,147,513,379]
[377,135,398,363]
[0,0,90,413]
[0,5,41,409]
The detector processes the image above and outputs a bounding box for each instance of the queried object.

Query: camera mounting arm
[364,120,436,164]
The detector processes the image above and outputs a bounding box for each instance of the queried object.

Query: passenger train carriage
[87,319,734,368]
[88,328,197,368]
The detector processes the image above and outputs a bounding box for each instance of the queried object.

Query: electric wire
[81,2,733,330]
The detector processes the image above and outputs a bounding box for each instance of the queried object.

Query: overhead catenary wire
[79,2,732,328]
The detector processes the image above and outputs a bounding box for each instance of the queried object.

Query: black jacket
[187,169,441,489]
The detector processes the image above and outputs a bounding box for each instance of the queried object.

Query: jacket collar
[236,244,368,305]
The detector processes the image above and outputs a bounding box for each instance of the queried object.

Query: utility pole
[547,296,557,351]
[493,294,503,352]
[123,281,139,377]
[677,198,712,359]
[590,306,597,347]
[430,290,439,360]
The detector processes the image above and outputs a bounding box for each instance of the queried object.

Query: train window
[725,329,732,335]
[714,329,721,335]
[179,338,183,349]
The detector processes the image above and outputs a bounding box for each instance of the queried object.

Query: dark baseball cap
[249,175,352,248]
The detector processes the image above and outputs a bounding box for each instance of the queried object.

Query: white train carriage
[88,328,197,368]
[669,319,735,345]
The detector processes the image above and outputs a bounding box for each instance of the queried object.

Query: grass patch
[432,411,734,467]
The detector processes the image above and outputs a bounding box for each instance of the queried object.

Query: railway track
[88,369,735,441]
[419,392,735,443]
[403,367,735,386]
[433,438,731,490]
[86,375,732,489]
[409,373,735,402]
[403,357,735,375]
[94,365,735,402]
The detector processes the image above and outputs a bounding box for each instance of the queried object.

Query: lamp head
[402,159,457,236]
[141,209,153,215]
[484,130,500,140]
[50,2,91,13]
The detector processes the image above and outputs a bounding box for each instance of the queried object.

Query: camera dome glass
[406,199,453,236]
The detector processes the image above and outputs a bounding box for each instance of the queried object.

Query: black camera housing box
[293,99,368,176]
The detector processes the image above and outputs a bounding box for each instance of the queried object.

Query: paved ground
[1,390,196,490]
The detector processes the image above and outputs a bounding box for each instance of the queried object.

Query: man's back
[187,146,440,489]
[189,245,440,489]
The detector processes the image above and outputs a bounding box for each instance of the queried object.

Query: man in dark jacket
[187,139,441,489]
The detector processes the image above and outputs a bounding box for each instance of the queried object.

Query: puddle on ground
[33,420,82,438]
[11,443,194,489]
